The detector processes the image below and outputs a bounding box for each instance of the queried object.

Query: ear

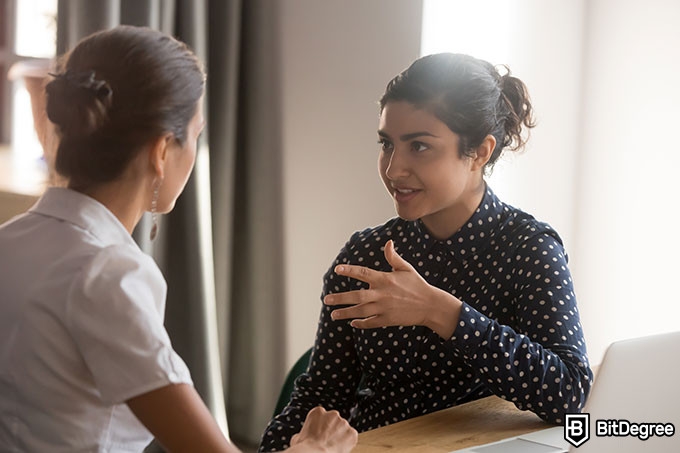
[470,134,496,172]
[148,134,174,179]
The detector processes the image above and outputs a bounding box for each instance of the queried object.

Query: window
[420,0,516,202]
[420,0,511,64]
[1,0,57,165]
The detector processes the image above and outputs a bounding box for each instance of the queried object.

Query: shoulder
[493,202,568,265]
[496,200,564,247]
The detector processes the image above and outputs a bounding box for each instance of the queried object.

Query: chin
[394,207,422,222]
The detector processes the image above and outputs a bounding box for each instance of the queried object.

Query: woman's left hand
[324,240,462,338]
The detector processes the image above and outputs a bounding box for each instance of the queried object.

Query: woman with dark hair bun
[260,53,593,452]
[0,26,356,453]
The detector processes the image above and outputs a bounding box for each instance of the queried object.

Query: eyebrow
[377,130,439,141]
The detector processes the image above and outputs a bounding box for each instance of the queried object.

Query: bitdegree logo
[565,413,676,447]
[596,419,675,441]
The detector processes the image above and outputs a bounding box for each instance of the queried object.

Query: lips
[392,187,421,203]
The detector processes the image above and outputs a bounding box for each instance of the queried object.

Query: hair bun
[498,72,534,151]
[46,70,113,139]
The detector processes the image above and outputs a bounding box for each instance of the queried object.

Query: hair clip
[49,70,112,101]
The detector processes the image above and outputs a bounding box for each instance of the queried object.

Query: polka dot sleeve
[258,236,363,452]
[450,231,592,424]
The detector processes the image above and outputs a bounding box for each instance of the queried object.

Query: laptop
[450,330,680,452]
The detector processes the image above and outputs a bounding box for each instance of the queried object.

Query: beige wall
[572,0,680,363]
[279,0,424,368]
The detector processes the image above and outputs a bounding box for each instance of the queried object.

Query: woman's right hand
[286,406,357,453]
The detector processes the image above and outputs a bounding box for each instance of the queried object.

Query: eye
[378,138,394,153]
[411,141,428,153]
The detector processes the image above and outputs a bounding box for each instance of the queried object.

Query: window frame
[0,0,18,144]
[1,0,56,146]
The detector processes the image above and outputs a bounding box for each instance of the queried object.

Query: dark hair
[379,53,535,172]
[46,25,205,189]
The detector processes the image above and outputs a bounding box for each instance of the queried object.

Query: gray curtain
[56,0,286,447]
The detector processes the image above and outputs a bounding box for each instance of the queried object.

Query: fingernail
[336,265,344,273]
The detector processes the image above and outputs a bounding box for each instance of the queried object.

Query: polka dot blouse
[259,186,593,452]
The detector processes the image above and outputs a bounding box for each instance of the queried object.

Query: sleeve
[65,244,193,405]
[259,234,363,452]
[447,231,593,424]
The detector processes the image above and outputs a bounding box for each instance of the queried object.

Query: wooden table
[353,396,552,452]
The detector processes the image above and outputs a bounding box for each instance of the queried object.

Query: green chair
[272,347,313,417]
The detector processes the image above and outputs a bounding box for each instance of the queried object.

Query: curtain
[56,0,286,447]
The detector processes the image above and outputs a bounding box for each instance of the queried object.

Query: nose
[384,148,409,181]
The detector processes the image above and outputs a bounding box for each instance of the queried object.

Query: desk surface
[353,395,551,452]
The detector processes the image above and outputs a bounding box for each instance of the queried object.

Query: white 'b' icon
[564,413,590,447]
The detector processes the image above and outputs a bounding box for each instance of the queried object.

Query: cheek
[158,149,197,213]
[438,163,470,193]
[182,152,196,182]
[176,145,197,183]
[377,153,387,175]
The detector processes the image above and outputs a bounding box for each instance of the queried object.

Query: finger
[384,239,412,271]
[306,406,325,418]
[350,314,386,329]
[334,263,383,284]
[331,303,378,321]
[324,289,378,306]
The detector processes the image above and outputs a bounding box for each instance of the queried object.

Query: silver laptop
[451,330,680,453]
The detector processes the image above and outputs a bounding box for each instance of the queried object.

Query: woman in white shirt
[0,25,356,453]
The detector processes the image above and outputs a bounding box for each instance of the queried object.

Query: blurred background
[1,0,679,448]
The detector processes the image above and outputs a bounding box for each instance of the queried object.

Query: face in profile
[377,101,479,237]
[157,97,205,214]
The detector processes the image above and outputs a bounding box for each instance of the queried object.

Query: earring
[150,180,161,241]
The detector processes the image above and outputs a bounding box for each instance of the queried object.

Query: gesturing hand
[324,240,462,338]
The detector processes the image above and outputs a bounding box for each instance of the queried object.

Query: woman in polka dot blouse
[259,53,593,452]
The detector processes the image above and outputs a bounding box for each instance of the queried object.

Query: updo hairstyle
[45,25,205,189]
[379,53,535,172]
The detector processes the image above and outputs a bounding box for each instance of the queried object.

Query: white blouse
[0,187,192,452]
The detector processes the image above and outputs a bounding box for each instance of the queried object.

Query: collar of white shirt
[29,187,137,248]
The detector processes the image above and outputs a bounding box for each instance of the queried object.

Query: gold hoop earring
[150,180,161,241]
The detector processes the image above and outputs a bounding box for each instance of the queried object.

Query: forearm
[450,304,593,422]
[260,306,360,451]
[259,366,358,451]
[260,409,309,452]
[127,383,236,453]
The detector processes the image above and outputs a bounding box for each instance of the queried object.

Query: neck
[74,176,151,235]
[421,178,486,240]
